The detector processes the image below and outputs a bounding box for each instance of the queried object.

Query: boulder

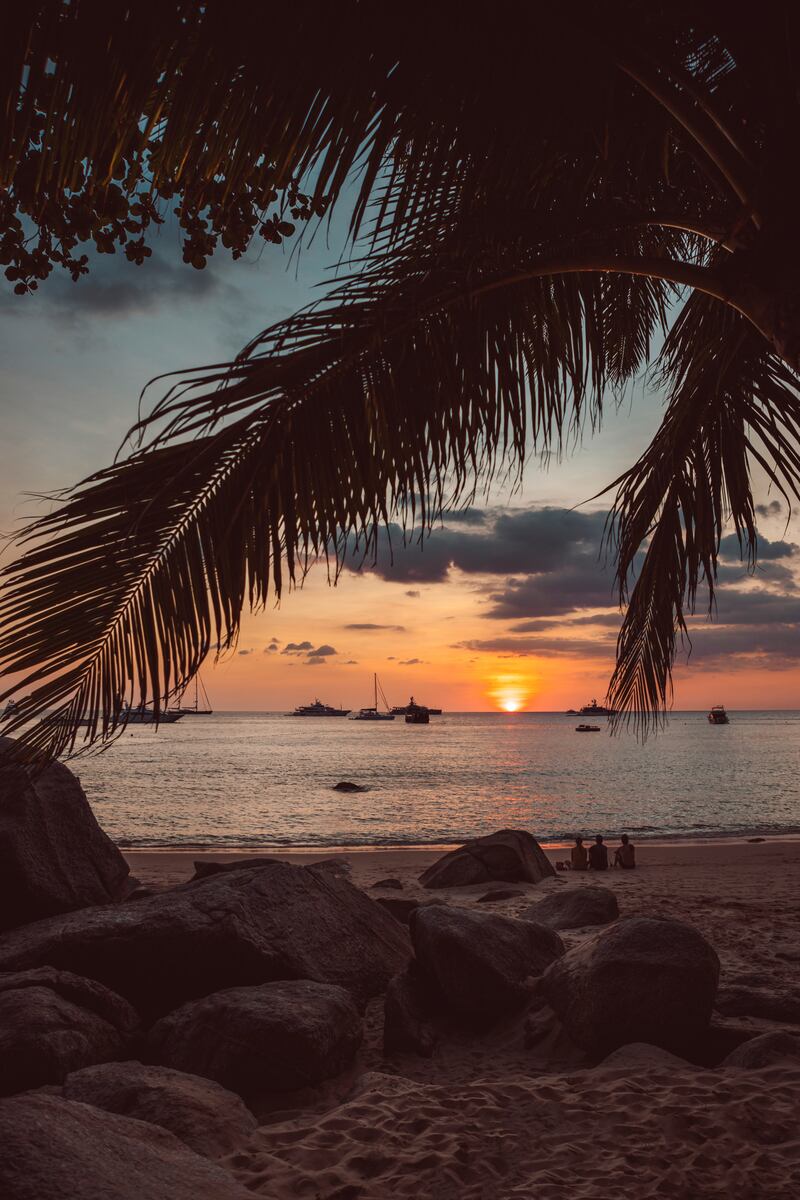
[714,984,800,1024]
[0,738,132,931]
[476,888,526,903]
[540,916,720,1056]
[0,859,409,1019]
[0,1093,252,1199]
[721,1031,800,1069]
[332,781,367,792]
[190,856,348,882]
[148,980,363,1098]
[63,1061,256,1157]
[523,885,619,930]
[375,896,419,925]
[372,878,403,890]
[410,904,564,1021]
[419,829,554,889]
[599,1042,692,1069]
[383,966,437,1057]
[0,967,138,1095]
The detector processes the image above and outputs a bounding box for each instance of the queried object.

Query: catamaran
[351,674,395,721]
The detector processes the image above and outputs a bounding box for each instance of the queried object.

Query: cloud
[264,644,278,653]
[454,636,616,660]
[282,641,314,655]
[344,623,406,631]
[719,534,798,562]
[238,648,254,656]
[6,248,238,327]
[755,500,783,518]
[309,644,337,657]
[399,658,425,665]
[405,590,421,598]
[303,658,326,666]
[343,659,359,665]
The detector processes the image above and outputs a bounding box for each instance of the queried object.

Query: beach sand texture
[122,840,800,1197]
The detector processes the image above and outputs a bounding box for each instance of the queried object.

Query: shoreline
[119,829,800,856]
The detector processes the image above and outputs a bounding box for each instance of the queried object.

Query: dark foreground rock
[0,968,138,1095]
[0,860,409,1018]
[476,888,526,903]
[148,980,363,1097]
[375,896,420,925]
[383,966,438,1056]
[372,878,403,889]
[541,916,720,1056]
[410,904,564,1021]
[0,1093,251,1199]
[191,856,348,882]
[333,781,367,792]
[714,983,800,1024]
[523,885,619,930]
[419,829,554,889]
[599,1042,692,1069]
[63,1061,256,1157]
[0,738,132,932]
[721,1031,800,1069]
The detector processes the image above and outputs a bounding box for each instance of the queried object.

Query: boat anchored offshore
[577,698,615,717]
[708,705,730,725]
[170,674,213,716]
[391,697,442,716]
[351,674,395,721]
[575,723,601,732]
[403,697,430,725]
[290,699,351,717]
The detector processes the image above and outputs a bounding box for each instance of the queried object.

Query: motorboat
[404,698,430,725]
[578,698,615,717]
[575,723,601,732]
[289,699,351,717]
[391,697,442,715]
[707,705,730,725]
[351,674,395,721]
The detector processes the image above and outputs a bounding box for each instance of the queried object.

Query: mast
[374,672,377,710]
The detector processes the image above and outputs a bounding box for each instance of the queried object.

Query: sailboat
[170,674,213,716]
[350,674,395,721]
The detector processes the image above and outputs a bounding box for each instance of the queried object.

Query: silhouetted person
[570,836,588,871]
[614,833,636,869]
[588,834,608,871]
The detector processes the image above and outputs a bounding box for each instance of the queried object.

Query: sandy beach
[123,839,800,1198]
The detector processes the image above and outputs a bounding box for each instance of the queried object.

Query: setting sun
[501,696,522,712]
[487,673,535,713]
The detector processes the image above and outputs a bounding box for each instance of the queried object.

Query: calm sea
[72,710,800,850]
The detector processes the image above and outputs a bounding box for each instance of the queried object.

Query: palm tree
[2,2,799,757]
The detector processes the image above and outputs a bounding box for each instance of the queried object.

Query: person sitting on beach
[614,833,636,869]
[588,834,608,871]
[570,836,588,871]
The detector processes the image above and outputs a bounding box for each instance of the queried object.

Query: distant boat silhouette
[351,674,395,721]
[392,696,442,715]
[289,699,351,717]
[707,705,730,725]
[578,698,615,717]
[170,674,213,715]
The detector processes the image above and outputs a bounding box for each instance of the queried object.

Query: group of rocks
[0,743,798,1198]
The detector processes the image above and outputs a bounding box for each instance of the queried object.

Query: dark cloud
[343,659,359,665]
[5,249,237,327]
[454,636,616,659]
[509,613,622,632]
[719,534,798,562]
[264,644,278,653]
[405,590,421,598]
[677,624,800,668]
[282,641,314,655]
[303,658,326,666]
[439,506,489,526]
[344,623,406,631]
[308,644,337,657]
[755,500,783,518]
[238,648,254,656]
[399,658,425,665]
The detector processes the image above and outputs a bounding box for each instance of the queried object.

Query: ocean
[71,710,800,850]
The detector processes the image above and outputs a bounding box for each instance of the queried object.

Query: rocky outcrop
[372,878,403,890]
[148,980,363,1098]
[0,967,138,1095]
[383,966,437,1057]
[419,829,554,889]
[410,904,564,1021]
[0,738,132,931]
[190,856,348,882]
[0,1093,252,1199]
[523,885,619,930]
[540,916,720,1056]
[0,860,409,1018]
[63,1061,256,1157]
[721,1031,800,1069]
[476,888,525,903]
[375,896,420,925]
[714,983,800,1024]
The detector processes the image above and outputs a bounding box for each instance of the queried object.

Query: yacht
[578,698,615,717]
[351,674,395,721]
[403,697,430,725]
[170,674,213,715]
[290,699,351,717]
[707,705,730,725]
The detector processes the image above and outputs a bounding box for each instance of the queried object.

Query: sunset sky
[1,215,798,713]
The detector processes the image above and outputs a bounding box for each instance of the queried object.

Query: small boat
[289,699,351,717]
[392,695,437,718]
[170,674,213,716]
[707,705,730,725]
[404,697,430,725]
[578,698,615,717]
[351,674,395,721]
[121,704,185,725]
[575,723,601,732]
